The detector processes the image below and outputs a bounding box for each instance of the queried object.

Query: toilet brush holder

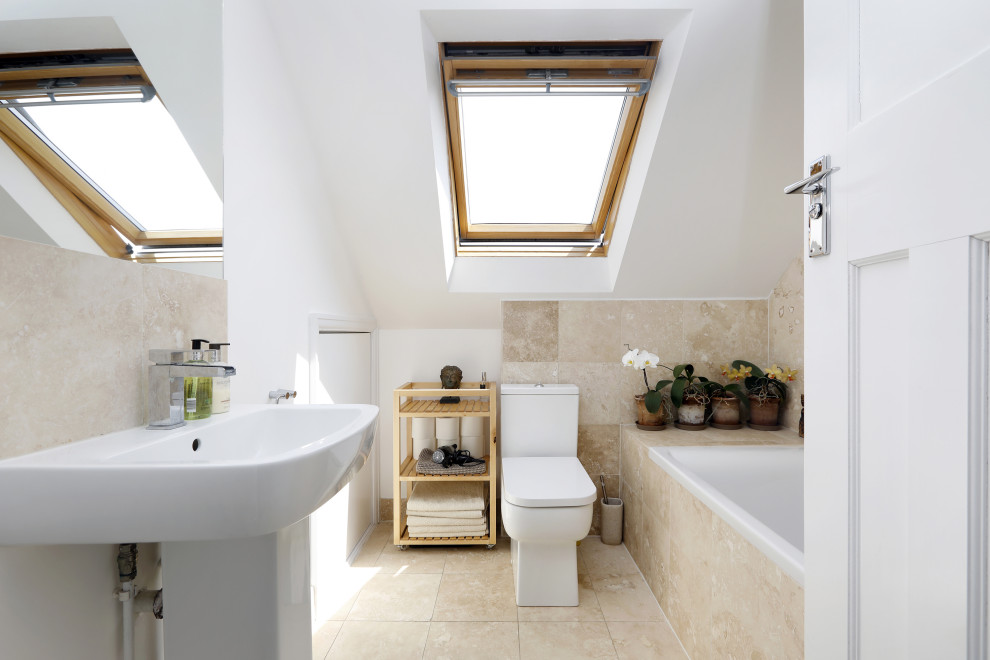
[600,497,624,545]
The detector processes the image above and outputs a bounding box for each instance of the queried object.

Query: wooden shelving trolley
[392,381,497,548]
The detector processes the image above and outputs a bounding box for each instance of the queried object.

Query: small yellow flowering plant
[729,359,798,402]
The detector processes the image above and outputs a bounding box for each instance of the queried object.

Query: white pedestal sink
[0,403,378,660]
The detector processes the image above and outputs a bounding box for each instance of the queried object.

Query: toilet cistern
[147,349,235,430]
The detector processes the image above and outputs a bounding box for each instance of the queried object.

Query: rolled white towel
[435,417,459,441]
[460,435,485,458]
[460,416,484,436]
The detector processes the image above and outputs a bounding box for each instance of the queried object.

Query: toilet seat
[502,457,596,507]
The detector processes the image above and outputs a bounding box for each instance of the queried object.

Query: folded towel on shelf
[410,509,484,519]
[407,511,488,527]
[408,523,488,537]
[407,481,486,513]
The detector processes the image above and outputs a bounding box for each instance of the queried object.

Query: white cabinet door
[804,2,990,658]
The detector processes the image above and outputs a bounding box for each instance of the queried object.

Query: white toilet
[500,384,596,606]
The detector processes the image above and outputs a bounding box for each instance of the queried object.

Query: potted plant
[730,360,799,429]
[709,365,751,429]
[654,364,719,431]
[621,347,669,430]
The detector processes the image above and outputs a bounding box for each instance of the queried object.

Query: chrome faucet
[147,349,236,429]
[268,389,297,404]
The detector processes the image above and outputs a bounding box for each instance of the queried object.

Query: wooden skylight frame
[440,41,660,257]
[0,50,222,260]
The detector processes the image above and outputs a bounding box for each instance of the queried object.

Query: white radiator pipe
[118,581,135,660]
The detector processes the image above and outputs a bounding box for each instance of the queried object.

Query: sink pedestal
[162,520,311,660]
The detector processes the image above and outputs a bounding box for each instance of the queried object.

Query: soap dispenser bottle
[184,338,213,421]
[209,342,231,414]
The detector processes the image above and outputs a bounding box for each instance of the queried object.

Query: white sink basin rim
[0,404,378,545]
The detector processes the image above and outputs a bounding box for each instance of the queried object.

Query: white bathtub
[648,445,804,585]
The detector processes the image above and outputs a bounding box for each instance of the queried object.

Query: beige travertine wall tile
[379,497,393,521]
[502,301,558,362]
[683,300,769,380]
[621,484,645,570]
[619,300,687,364]
[665,479,714,660]
[0,237,227,460]
[578,425,620,475]
[501,361,559,385]
[558,363,625,425]
[0,239,144,459]
[711,517,804,658]
[769,257,804,431]
[559,301,621,362]
[142,264,227,349]
[640,466,671,603]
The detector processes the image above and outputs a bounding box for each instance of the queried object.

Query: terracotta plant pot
[634,394,665,427]
[748,396,781,429]
[676,397,706,426]
[710,396,742,427]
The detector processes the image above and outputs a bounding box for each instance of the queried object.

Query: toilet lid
[502,457,597,507]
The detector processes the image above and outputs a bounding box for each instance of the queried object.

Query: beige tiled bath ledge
[622,422,803,448]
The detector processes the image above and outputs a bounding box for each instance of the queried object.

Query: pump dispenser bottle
[210,342,231,414]
[184,338,214,420]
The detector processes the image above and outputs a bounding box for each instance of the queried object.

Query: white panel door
[804,1,990,658]
[309,331,374,623]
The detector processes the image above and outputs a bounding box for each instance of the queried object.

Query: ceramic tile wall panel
[619,300,689,364]
[558,301,621,362]
[664,478,715,659]
[769,257,805,431]
[0,236,227,460]
[501,301,558,362]
[500,361,559,385]
[711,516,804,658]
[682,300,769,378]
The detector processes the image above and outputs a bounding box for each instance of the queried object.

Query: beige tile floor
[313,523,689,660]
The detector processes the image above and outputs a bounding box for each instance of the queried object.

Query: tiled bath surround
[0,235,227,460]
[501,298,770,533]
[621,426,804,658]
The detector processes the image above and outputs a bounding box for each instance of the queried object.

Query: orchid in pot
[653,364,721,429]
[730,359,799,429]
[621,347,670,428]
[709,365,752,429]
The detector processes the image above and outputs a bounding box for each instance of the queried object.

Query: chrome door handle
[784,166,840,195]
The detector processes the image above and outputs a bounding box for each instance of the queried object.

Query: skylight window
[0,50,221,260]
[440,41,660,255]
[460,92,624,225]
[23,99,221,233]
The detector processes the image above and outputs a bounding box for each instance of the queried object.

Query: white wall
[378,328,501,499]
[223,0,372,407]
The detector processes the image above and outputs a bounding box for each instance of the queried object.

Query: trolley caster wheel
[486,544,495,550]
[396,545,408,551]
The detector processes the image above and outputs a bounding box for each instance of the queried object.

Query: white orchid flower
[642,352,661,368]
[632,352,648,370]
[621,348,640,367]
